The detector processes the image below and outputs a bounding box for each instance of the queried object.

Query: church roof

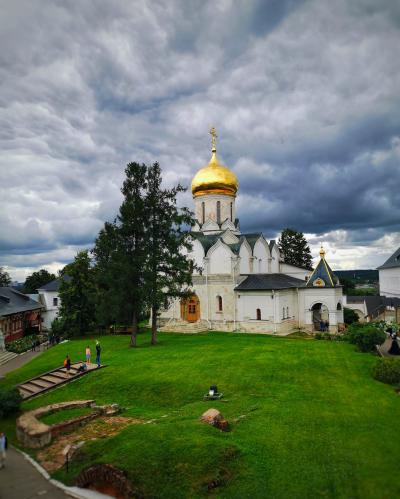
[306,247,340,288]
[240,233,263,250]
[377,246,400,270]
[37,275,71,292]
[235,273,306,291]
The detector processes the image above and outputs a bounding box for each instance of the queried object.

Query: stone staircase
[159,319,209,333]
[18,362,105,400]
[0,349,18,366]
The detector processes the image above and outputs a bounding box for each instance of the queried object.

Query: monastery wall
[379,267,400,298]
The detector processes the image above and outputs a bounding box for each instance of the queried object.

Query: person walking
[95,340,101,367]
[64,354,71,376]
[85,346,91,364]
[0,432,7,469]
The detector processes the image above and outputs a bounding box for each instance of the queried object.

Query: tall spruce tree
[278,228,313,270]
[145,163,195,345]
[93,162,148,347]
[58,251,96,336]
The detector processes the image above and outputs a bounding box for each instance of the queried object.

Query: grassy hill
[2,332,400,498]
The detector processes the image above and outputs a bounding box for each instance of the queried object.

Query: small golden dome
[191,128,238,198]
[319,244,326,259]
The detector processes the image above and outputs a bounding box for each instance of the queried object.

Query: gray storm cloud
[1,0,400,280]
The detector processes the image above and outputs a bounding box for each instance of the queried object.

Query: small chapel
[159,129,344,334]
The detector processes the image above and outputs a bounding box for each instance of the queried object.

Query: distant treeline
[334,270,379,283]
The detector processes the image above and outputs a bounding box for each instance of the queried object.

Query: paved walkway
[0,350,43,378]
[0,448,68,498]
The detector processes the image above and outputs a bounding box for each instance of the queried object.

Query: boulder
[200,408,229,431]
[201,408,222,425]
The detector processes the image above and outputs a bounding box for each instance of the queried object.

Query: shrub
[6,334,42,354]
[372,358,400,385]
[0,386,22,418]
[344,307,359,325]
[343,323,386,352]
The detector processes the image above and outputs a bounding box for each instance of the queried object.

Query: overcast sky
[1,0,400,282]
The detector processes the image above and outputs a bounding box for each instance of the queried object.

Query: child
[64,354,71,375]
[85,346,91,364]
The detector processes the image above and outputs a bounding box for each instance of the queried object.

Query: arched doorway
[180,295,200,322]
[311,303,329,331]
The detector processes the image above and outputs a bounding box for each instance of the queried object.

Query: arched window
[256,308,261,320]
[202,202,205,224]
[216,201,221,224]
[282,307,286,319]
[216,295,223,311]
[337,302,342,310]
[230,202,233,221]
[286,306,289,318]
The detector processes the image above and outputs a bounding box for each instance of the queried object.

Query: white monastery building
[158,129,344,334]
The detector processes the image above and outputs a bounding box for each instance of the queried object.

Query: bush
[6,334,43,354]
[343,323,386,352]
[372,358,400,385]
[344,307,359,325]
[0,386,22,418]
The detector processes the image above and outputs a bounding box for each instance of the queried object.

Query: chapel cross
[210,126,217,152]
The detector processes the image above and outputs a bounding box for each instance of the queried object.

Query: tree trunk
[151,305,158,345]
[130,310,138,347]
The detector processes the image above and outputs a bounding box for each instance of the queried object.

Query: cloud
[1,0,400,280]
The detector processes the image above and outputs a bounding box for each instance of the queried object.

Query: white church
[159,129,344,334]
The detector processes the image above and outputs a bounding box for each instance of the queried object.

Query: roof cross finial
[319,243,326,259]
[210,126,217,153]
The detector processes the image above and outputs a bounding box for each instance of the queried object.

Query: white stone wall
[270,245,280,273]
[379,268,400,298]
[194,193,235,225]
[208,242,235,275]
[280,263,310,281]
[253,239,270,273]
[38,291,60,330]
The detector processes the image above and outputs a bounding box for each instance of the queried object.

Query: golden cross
[210,126,217,152]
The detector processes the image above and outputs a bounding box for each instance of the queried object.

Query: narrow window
[202,202,205,224]
[286,306,289,318]
[282,307,286,319]
[230,202,233,221]
[217,295,223,311]
[256,308,261,320]
[53,297,58,306]
[217,201,221,224]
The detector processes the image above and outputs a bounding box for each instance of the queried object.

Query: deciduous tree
[23,269,56,293]
[0,267,11,287]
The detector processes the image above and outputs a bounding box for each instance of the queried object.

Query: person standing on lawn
[0,432,7,469]
[64,354,71,376]
[85,345,91,364]
[95,340,101,367]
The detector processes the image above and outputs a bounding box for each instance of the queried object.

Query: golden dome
[191,128,238,197]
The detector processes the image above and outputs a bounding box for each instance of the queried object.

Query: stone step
[19,387,35,398]
[0,350,18,365]
[20,382,42,394]
[28,378,55,389]
[41,374,65,384]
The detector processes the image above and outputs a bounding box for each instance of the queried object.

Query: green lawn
[1,332,399,498]
[39,407,93,426]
